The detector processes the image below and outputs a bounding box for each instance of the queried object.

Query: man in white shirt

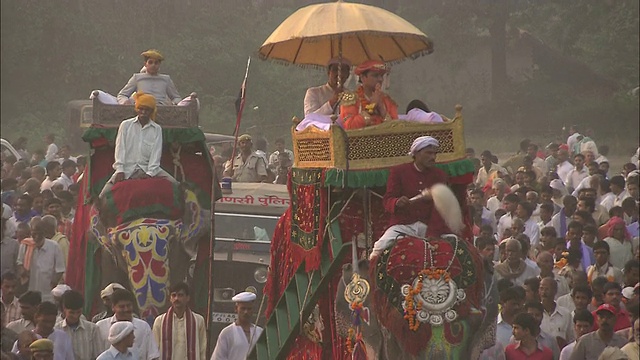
[41,161,62,192]
[211,291,263,360]
[559,309,593,360]
[99,93,177,199]
[303,57,351,116]
[564,154,588,193]
[117,50,181,106]
[497,194,520,240]
[97,321,137,360]
[566,125,581,156]
[487,178,508,215]
[539,277,574,348]
[267,138,294,171]
[609,175,630,208]
[476,150,504,188]
[52,160,76,191]
[516,201,540,248]
[16,221,65,303]
[528,143,548,175]
[44,134,59,162]
[153,282,206,360]
[96,289,159,360]
[556,149,573,184]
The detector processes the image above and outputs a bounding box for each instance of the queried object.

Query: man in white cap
[50,284,71,322]
[92,283,125,323]
[96,321,136,360]
[370,136,449,258]
[303,57,352,116]
[211,291,262,360]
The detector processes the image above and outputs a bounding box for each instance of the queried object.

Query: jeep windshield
[214,212,280,242]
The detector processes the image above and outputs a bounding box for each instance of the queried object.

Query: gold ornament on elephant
[344,273,370,304]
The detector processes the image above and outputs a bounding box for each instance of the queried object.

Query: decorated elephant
[89,181,210,323]
[335,185,499,360]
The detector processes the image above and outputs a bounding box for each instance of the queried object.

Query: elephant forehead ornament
[344,273,370,304]
[401,236,466,328]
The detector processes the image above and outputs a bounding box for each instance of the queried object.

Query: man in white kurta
[98,93,177,199]
[153,282,207,360]
[303,57,351,116]
[211,292,263,360]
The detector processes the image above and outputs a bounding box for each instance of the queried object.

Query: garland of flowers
[403,268,451,331]
[346,300,366,354]
[554,251,569,270]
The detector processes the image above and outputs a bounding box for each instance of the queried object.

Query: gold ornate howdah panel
[292,106,465,170]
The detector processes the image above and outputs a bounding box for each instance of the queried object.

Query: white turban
[232,291,256,303]
[100,283,126,299]
[408,136,439,156]
[51,284,71,298]
[108,321,134,345]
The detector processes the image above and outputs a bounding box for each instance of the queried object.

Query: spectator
[495,239,540,286]
[559,309,594,360]
[609,176,629,208]
[488,178,508,215]
[552,196,578,240]
[6,291,40,334]
[528,143,548,175]
[582,224,597,248]
[556,150,573,185]
[514,301,561,359]
[620,318,638,359]
[622,260,639,288]
[540,227,557,254]
[1,303,18,353]
[558,284,592,314]
[569,304,628,360]
[476,150,504,188]
[51,161,75,192]
[523,277,541,304]
[587,242,623,285]
[621,197,638,238]
[14,301,75,360]
[545,143,560,174]
[517,201,540,248]
[498,194,520,239]
[15,330,39,360]
[40,216,69,265]
[539,277,574,348]
[44,199,72,242]
[1,273,21,326]
[16,221,65,303]
[268,138,293,171]
[56,290,104,360]
[40,162,61,192]
[152,282,206,360]
[31,166,46,183]
[56,192,74,223]
[44,134,58,163]
[565,221,594,272]
[603,217,636,270]
[1,205,19,277]
[539,204,555,231]
[505,312,554,360]
[538,252,570,299]
[96,289,159,360]
[565,154,589,194]
[91,284,125,324]
[592,282,631,332]
[97,321,136,360]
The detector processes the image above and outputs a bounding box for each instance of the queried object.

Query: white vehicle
[1,138,22,161]
[210,182,289,343]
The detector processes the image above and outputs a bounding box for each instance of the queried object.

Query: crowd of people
[463,132,639,360]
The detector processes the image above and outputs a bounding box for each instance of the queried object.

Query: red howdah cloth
[105,178,183,224]
[66,174,91,293]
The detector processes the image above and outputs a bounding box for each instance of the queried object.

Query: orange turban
[134,92,157,120]
[354,60,388,75]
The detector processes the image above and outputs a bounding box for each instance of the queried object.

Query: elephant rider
[303,56,352,116]
[340,60,398,130]
[99,93,178,200]
[117,49,182,106]
[370,136,449,259]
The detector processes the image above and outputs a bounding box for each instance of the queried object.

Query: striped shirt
[56,318,106,360]
[0,295,21,326]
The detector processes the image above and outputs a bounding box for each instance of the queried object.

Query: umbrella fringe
[258,47,433,69]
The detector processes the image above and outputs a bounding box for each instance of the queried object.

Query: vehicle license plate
[212,312,237,323]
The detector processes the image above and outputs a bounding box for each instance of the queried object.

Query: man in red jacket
[371,136,450,258]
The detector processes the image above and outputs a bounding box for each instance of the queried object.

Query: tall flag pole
[230,57,252,166]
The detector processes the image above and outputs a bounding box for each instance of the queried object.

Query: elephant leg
[168,236,191,287]
[99,247,128,290]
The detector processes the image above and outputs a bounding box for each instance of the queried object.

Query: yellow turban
[134,92,157,120]
[141,49,164,61]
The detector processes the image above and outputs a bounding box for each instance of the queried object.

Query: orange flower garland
[404,268,451,331]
